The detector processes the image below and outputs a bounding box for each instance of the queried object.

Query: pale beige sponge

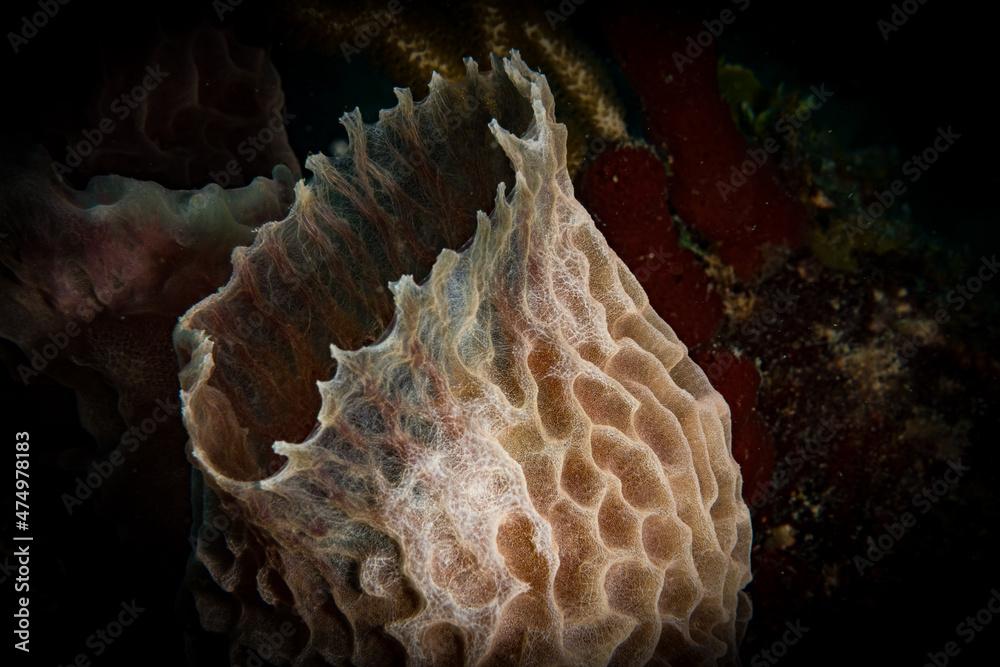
[174,53,751,666]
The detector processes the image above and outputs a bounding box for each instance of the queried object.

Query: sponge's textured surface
[175,54,751,666]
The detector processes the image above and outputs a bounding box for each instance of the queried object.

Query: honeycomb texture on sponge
[175,53,751,666]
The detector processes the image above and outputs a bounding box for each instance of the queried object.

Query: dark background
[2,1,997,665]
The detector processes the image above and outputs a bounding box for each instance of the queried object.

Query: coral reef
[283,0,628,171]
[0,152,295,545]
[176,54,751,666]
[46,28,301,190]
[608,16,807,280]
[552,10,988,652]
[579,145,723,348]
[0,26,301,558]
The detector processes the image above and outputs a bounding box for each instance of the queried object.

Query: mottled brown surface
[177,55,750,666]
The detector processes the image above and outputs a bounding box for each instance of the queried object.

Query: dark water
[1,1,996,666]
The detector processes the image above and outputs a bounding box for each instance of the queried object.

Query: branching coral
[176,54,750,666]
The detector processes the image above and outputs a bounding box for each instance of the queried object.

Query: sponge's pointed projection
[175,53,752,666]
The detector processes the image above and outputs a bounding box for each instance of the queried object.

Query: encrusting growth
[175,53,751,666]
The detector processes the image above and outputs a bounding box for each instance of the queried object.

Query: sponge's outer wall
[175,54,751,666]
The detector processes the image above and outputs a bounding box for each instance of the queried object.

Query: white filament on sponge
[176,51,751,667]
